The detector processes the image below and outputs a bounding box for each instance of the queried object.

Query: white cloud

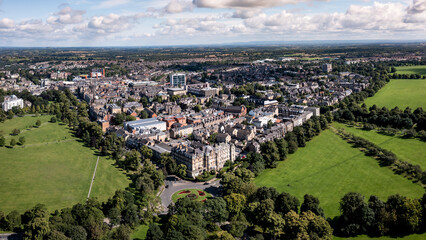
[85,12,147,34]
[404,0,426,23]
[96,0,132,9]
[193,0,327,9]
[47,6,86,24]
[164,0,194,13]
[0,18,15,29]
[232,9,263,19]
[242,1,425,33]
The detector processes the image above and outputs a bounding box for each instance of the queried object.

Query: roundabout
[171,188,211,203]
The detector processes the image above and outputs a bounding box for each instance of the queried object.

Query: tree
[288,140,298,154]
[5,210,21,231]
[215,231,234,240]
[50,116,57,123]
[176,164,187,178]
[112,225,132,240]
[337,192,374,236]
[204,198,229,223]
[18,136,26,145]
[229,213,248,238]
[260,141,280,168]
[301,194,324,217]
[124,149,141,171]
[275,138,288,161]
[140,145,153,160]
[11,128,20,136]
[35,120,41,127]
[0,135,5,147]
[275,192,300,215]
[224,193,246,215]
[193,104,202,112]
[66,226,87,240]
[146,224,163,240]
[234,168,255,182]
[10,138,16,147]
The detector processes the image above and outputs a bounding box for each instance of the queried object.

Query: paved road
[87,155,100,200]
[159,177,222,213]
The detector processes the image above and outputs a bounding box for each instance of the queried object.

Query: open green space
[363,79,426,110]
[332,122,426,169]
[395,65,426,76]
[0,116,130,213]
[171,189,211,203]
[334,233,426,240]
[131,224,149,240]
[254,129,424,218]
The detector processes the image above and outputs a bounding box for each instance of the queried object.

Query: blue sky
[0,0,425,46]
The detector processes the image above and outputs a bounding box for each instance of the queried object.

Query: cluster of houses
[0,55,387,178]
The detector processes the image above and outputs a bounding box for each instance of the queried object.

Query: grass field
[171,189,211,203]
[254,129,424,218]
[0,115,130,213]
[363,79,426,110]
[131,225,149,240]
[395,65,426,76]
[332,122,426,169]
[334,233,426,240]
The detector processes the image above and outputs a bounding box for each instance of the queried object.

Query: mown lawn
[332,122,426,169]
[131,225,149,240]
[0,116,130,213]
[363,79,426,110]
[334,233,426,240]
[254,129,424,218]
[395,65,426,76]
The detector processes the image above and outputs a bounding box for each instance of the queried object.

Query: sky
[0,0,425,47]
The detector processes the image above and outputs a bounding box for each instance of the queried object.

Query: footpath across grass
[364,79,426,110]
[0,116,130,213]
[332,122,426,169]
[254,129,424,218]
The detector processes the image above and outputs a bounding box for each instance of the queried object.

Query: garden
[171,189,211,203]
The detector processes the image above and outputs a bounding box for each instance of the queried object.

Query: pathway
[87,155,100,200]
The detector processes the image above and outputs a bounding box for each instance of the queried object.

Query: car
[203,182,209,185]
[165,185,169,188]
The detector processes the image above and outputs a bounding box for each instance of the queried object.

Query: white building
[322,63,332,73]
[124,118,167,134]
[170,73,186,87]
[2,95,24,111]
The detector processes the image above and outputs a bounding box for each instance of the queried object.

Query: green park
[254,129,424,218]
[332,122,426,169]
[363,79,426,110]
[0,115,130,213]
[395,65,426,76]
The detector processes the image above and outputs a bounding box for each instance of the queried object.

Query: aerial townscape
[0,1,426,240]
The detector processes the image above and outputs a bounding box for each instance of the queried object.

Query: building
[124,118,167,133]
[90,69,105,78]
[1,95,24,111]
[322,63,332,73]
[171,142,236,178]
[167,88,187,96]
[170,73,186,87]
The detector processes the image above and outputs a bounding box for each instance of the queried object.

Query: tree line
[336,129,426,185]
